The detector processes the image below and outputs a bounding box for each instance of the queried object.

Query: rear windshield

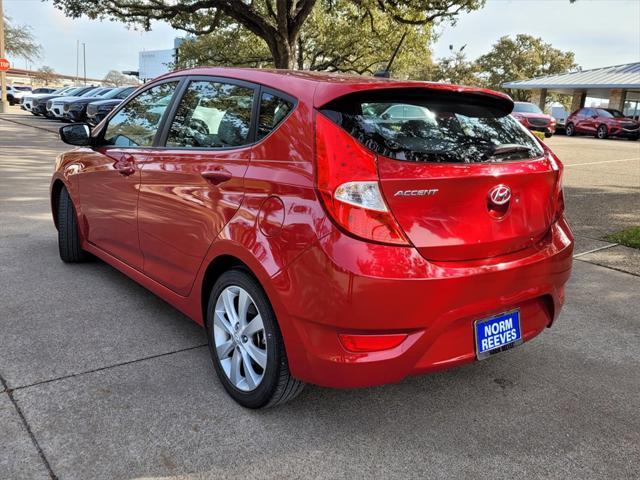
[321,89,543,163]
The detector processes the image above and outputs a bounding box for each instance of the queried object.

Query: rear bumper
[274,218,573,388]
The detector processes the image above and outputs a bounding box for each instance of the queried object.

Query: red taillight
[338,333,408,352]
[555,170,565,220]
[315,113,409,245]
[541,143,565,221]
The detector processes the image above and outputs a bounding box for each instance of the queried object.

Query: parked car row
[512,101,639,141]
[6,85,57,105]
[20,85,137,125]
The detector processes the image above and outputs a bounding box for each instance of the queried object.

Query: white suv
[7,85,33,105]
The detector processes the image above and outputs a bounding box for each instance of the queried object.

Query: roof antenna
[374,30,407,78]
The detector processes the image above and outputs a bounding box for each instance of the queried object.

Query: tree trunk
[296,37,305,70]
[269,35,296,69]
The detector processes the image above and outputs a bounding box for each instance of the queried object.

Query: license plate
[474,309,522,360]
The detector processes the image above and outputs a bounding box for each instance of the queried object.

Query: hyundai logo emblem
[488,185,511,206]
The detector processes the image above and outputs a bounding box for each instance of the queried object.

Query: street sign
[0,58,10,71]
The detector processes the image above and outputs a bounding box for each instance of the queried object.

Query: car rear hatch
[319,87,561,262]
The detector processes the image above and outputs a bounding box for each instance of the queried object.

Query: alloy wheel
[213,286,267,391]
[597,126,607,139]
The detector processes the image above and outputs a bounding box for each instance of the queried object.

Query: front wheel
[206,269,305,408]
[57,187,88,263]
[596,125,608,139]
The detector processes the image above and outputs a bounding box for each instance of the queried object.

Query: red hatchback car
[566,107,640,140]
[511,101,556,137]
[52,68,573,408]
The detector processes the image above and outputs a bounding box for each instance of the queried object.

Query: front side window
[104,81,178,147]
[322,90,543,164]
[257,92,294,140]
[166,81,254,148]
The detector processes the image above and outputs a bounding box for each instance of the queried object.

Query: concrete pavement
[1,113,639,479]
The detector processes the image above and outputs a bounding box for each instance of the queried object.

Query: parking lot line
[573,242,618,258]
[565,157,640,167]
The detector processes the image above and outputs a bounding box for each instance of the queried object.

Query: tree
[175,2,434,78]
[476,34,576,101]
[51,0,485,69]
[4,16,42,61]
[422,44,481,85]
[103,70,135,86]
[34,66,57,85]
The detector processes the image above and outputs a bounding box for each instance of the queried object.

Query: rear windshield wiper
[483,144,534,161]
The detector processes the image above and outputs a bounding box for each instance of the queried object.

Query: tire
[596,124,608,139]
[206,269,305,408]
[57,187,88,263]
[544,132,553,138]
[565,123,575,136]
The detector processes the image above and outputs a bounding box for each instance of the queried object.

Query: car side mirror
[591,115,598,119]
[59,123,91,146]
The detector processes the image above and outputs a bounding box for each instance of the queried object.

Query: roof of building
[503,62,640,90]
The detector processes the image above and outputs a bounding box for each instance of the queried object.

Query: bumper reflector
[338,333,407,352]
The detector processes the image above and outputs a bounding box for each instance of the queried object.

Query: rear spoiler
[315,84,514,117]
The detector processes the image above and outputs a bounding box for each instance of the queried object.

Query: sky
[4,0,640,79]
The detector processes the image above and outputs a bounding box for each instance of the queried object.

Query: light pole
[82,42,86,86]
[0,0,9,113]
[76,39,79,85]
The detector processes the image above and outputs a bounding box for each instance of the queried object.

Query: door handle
[115,154,135,176]
[118,166,135,176]
[201,169,232,185]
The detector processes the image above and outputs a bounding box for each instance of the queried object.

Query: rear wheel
[206,269,305,408]
[57,187,88,263]
[596,124,608,139]
[565,123,575,136]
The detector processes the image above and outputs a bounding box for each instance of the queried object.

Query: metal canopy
[503,62,640,99]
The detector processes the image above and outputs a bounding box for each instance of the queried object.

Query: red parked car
[511,101,556,137]
[52,68,573,408]
[566,107,640,140]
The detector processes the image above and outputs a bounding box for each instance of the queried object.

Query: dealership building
[138,38,187,82]
[503,62,640,117]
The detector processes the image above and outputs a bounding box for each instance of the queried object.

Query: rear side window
[166,80,255,148]
[257,92,294,140]
[321,89,544,163]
